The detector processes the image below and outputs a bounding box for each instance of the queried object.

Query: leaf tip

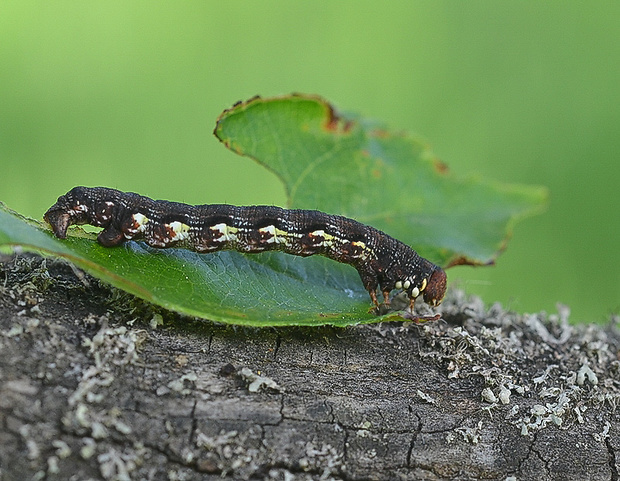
[445,256,495,269]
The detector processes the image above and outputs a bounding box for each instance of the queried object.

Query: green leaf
[1,94,546,326]
[0,203,388,326]
[215,94,547,267]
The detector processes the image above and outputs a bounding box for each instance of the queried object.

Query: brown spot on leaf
[433,158,450,174]
[445,232,512,268]
[322,103,353,134]
[371,128,390,138]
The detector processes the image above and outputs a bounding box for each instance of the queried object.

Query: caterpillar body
[44,187,447,315]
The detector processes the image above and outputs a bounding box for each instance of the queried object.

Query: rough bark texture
[0,253,619,481]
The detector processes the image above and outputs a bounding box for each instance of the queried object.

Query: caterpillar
[44,187,447,316]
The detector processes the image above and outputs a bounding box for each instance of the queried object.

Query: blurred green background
[1,2,618,322]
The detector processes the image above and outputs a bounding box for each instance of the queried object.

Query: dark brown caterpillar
[44,187,447,316]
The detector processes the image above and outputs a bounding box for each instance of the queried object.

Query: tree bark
[1,253,619,481]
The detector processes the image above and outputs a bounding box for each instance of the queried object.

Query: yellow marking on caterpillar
[309,229,332,247]
[225,225,238,241]
[352,240,373,260]
[259,225,278,244]
[274,227,303,245]
[211,223,238,242]
[273,227,291,244]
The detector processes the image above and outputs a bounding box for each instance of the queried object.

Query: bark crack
[273,334,282,360]
[406,411,422,467]
[188,398,198,446]
[607,438,619,481]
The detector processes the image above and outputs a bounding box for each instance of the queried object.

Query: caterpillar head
[393,266,447,307]
[44,186,115,238]
[423,267,447,307]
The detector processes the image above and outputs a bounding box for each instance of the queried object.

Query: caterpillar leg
[367,290,382,313]
[368,289,380,307]
[400,296,441,323]
[382,289,391,306]
[409,296,416,312]
[97,225,125,247]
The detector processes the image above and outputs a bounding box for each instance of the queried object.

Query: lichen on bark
[1,253,618,480]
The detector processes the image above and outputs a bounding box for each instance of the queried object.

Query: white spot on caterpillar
[98,201,115,221]
[193,242,218,252]
[209,223,226,240]
[168,221,190,242]
[259,225,278,244]
[210,223,238,242]
[71,204,88,213]
[133,213,149,230]
[124,213,150,238]
[411,287,420,298]
[395,281,403,289]
[403,280,411,290]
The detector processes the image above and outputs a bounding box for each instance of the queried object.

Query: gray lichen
[1,253,619,480]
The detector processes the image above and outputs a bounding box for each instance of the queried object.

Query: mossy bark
[1,253,618,481]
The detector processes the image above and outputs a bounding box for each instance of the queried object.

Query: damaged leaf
[214,94,547,267]
[0,94,546,326]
